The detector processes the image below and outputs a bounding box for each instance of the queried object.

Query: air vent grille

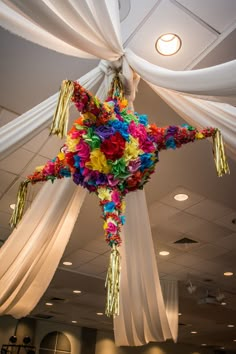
[33,314,54,319]
[174,237,198,244]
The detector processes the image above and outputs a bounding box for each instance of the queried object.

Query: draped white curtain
[115,190,178,346]
[149,84,236,160]
[0,0,123,60]
[0,179,86,318]
[0,0,236,346]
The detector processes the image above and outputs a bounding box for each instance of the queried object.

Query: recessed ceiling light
[191,331,197,334]
[224,272,233,276]
[174,193,188,201]
[201,344,207,346]
[73,290,81,294]
[227,324,234,328]
[221,302,227,306]
[155,33,182,56]
[10,204,16,210]
[178,313,182,316]
[159,251,170,256]
[45,302,53,306]
[96,312,103,316]
[72,320,77,323]
[220,347,225,350]
[63,261,72,266]
[233,339,236,342]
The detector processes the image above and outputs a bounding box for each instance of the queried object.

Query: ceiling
[0,0,236,351]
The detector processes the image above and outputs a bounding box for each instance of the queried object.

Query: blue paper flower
[104,201,116,213]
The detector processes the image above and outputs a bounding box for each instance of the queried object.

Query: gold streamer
[213,129,230,177]
[105,245,121,317]
[50,80,74,138]
[109,74,124,100]
[10,180,29,228]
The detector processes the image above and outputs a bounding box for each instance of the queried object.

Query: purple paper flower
[94,126,115,141]
[128,159,141,173]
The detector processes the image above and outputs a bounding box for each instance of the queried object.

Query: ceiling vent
[50,297,67,303]
[33,314,54,319]
[174,237,198,244]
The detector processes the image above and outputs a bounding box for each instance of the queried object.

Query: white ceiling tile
[0,107,18,127]
[157,261,186,274]
[0,211,11,229]
[152,226,183,245]
[168,211,205,233]
[61,249,98,269]
[171,254,201,267]
[188,220,232,243]
[149,201,180,227]
[176,0,236,33]
[0,169,17,196]
[128,0,217,69]
[189,260,224,275]
[121,0,158,42]
[215,212,236,232]
[160,186,205,211]
[82,239,109,254]
[39,134,65,159]
[0,148,34,174]
[190,244,229,260]
[23,129,50,153]
[212,251,236,269]
[76,262,107,276]
[21,154,48,178]
[186,199,233,221]
[215,233,236,250]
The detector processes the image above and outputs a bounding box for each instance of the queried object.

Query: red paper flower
[100,132,125,161]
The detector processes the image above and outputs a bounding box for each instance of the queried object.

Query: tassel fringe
[50,80,74,138]
[213,129,230,177]
[10,180,29,228]
[105,245,121,317]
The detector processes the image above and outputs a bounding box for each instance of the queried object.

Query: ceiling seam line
[123,0,163,48]
[170,0,220,35]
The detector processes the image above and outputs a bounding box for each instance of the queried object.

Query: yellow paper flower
[124,136,142,162]
[66,135,79,152]
[57,152,65,161]
[98,188,112,201]
[121,200,126,213]
[86,149,110,173]
[83,112,97,122]
[196,132,204,139]
[35,165,44,172]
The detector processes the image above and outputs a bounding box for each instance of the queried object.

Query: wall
[95,330,215,354]
[34,319,82,354]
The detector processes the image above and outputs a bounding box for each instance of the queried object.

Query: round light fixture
[227,324,234,328]
[233,339,236,342]
[191,331,197,334]
[155,33,182,56]
[178,313,182,316]
[73,290,81,294]
[45,302,53,306]
[221,302,227,306]
[224,271,233,276]
[201,344,207,346]
[96,312,103,316]
[63,261,72,266]
[10,204,16,210]
[72,320,77,323]
[159,251,170,256]
[174,193,188,201]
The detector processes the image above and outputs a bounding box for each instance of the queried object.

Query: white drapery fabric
[125,49,236,98]
[0,0,123,60]
[114,190,178,346]
[149,84,236,160]
[0,179,86,318]
[0,0,235,346]
[0,66,104,160]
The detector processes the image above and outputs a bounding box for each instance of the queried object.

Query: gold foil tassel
[105,245,121,317]
[213,129,230,177]
[50,80,74,138]
[10,180,29,228]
